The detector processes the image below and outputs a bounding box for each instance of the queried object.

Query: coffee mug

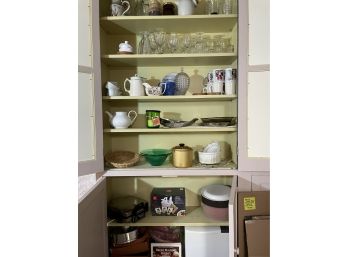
[212,81,224,94]
[213,69,225,82]
[225,80,236,95]
[161,81,176,95]
[202,82,213,94]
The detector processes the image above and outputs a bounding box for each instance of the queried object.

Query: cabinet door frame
[78,0,104,176]
[237,0,270,172]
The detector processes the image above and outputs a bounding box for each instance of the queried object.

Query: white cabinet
[78,0,104,176]
[237,0,270,172]
[78,0,269,256]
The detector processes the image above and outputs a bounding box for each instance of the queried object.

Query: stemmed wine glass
[168,33,178,53]
[154,31,166,54]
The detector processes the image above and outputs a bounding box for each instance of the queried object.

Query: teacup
[111,1,130,16]
[145,85,166,96]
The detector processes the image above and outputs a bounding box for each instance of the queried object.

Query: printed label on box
[243,196,256,211]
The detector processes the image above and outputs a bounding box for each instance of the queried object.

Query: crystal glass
[168,33,179,53]
[154,31,166,54]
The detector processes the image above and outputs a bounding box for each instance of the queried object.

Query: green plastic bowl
[140,149,172,166]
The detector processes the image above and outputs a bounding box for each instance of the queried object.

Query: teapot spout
[142,82,152,89]
[105,111,113,120]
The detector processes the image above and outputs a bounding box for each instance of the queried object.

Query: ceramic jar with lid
[200,184,230,220]
[172,143,193,168]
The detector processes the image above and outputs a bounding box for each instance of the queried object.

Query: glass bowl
[140,149,172,166]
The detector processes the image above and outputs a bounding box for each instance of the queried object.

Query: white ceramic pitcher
[124,74,146,96]
[176,0,197,15]
[105,111,137,128]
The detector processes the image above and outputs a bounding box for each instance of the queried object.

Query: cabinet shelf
[103,95,237,101]
[104,160,237,177]
[101,53,237,67]
[107,206,228,227]
[103,126,237,133]
[100,14,238,34]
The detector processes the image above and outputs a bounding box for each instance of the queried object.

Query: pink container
[200,184,231,221]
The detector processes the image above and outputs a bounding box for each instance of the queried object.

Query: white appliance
[185,226,229,257]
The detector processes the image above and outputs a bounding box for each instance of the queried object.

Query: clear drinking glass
[183,33,191,53]
[154,31,166,54]
[168,33,178,53]
[222,0,232,14]
[206,0,220,14]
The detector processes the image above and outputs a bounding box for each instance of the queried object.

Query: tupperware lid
[201,184,231,201]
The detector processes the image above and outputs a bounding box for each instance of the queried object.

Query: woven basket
[105,151,140,168]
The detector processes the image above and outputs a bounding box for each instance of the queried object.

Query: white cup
[225,80,236,95]
[212,81,224,94]
[213,69,225,82]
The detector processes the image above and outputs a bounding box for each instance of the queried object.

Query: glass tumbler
[206,0,220,14]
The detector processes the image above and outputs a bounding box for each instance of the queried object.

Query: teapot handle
[121,0,130,15]
[124,78,131,95]
[159,82,167,95]
[128,110,137,125]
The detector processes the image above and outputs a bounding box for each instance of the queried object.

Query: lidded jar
[172,143,193,168]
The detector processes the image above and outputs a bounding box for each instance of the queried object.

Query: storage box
[151,187,186,216]
[151,242,181,257]
[237,191,270,257]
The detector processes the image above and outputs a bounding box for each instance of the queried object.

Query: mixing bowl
[140,149,171,166]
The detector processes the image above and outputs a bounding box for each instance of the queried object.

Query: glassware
[154,31,166,54]
[148,0,162,15]
[222,0,232,14]
[168,33,179,53]
[206,0,220,15]
[148,32,158,53]
[183,33,191,53]
[142,31,152,54]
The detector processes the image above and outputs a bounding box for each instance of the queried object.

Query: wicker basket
[105,151,140,168]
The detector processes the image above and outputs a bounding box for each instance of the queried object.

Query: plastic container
[200,184,230,220]
[198,151,221,164]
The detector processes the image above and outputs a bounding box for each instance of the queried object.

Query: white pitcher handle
[160,82,167,95]
[124,79,131,95]
[121,1,130,15]
[128,110,137,125]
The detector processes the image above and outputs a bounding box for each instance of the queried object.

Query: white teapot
[105,110,137,128]
[124,74,146,96]
[175,0,197,15]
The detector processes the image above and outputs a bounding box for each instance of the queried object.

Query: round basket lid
[201,184,231,201]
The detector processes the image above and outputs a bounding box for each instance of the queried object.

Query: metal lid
[201,184,231,202]
[172,143,192,151]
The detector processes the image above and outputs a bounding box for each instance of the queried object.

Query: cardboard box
[151,187,186,216]
[237,191,270,257]
[151,242,181,257]
[245,216,270,257]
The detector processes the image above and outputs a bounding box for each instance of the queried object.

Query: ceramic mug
[212,81,224,94]
[202,82,213,94]
[225,80,236,95]
[161,81,176,95]
[213,69,225,82]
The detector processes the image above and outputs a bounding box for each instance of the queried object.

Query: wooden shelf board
[102,95,237,101]
[107,206,228,227]
[101,53,237,67]
[100,14,238,34]
[103,126,237,133]
[104,160,237,177]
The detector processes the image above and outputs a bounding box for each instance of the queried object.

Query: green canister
[146,110,161,128]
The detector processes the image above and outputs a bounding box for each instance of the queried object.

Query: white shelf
[103,126,237,133]
[104,160,237,177]
[101,53,237,67]
[107,206,228,227]
[103,94,237,101]
[100,14,238,34]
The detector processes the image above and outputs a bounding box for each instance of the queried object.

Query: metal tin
[146,110,161,128]
[172,143,193,168]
